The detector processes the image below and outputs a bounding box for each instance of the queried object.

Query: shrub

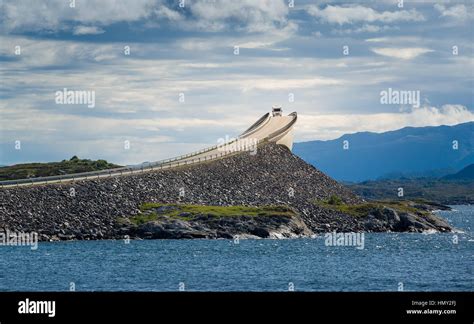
[327,195,343,205]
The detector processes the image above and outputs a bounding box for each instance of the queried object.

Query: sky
[0,0,473,165]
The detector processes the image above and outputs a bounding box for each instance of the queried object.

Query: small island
[0,143,454,241]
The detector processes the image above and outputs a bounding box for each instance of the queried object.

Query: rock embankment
[0,143,453,240]
[362,204,452,233]
[128,215,311,239]
[120,204,312,239]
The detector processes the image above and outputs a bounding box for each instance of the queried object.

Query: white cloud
[371,47,434,60]
[333,24,398,34]
[189,0,289,33]
[0,35,122,67]
[434,4,473,21]
[238,41,275,49]
[154,6,183,22]
[0,1,472,166]
[241,77,342,91]
[296,105,474,141]
[179,63,222,69]
[0,0,293,34]
[73,26,105,35]
[0,0,156,32]
[307,5,425,25]
[365,36,420,43]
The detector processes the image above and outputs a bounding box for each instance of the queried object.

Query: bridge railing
[136,112,271,169]
[0,150,241,188]
[0,137,247,188]
[266,112,297,141]
[0,113,295,188]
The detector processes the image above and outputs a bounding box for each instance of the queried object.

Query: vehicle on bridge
[272,105,283,117]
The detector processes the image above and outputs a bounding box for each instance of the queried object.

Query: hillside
[348,164,474,204]
[348,179,474,205]
[442,164,474,181]
[0,156,121,181]
[293,122,474,182]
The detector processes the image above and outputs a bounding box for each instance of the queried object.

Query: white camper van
[272,105,282,117]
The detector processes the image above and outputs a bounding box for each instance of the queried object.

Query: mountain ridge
[442,163,474,181]
[294,121,474,182]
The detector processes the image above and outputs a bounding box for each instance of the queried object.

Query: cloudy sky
[0,0,473,165]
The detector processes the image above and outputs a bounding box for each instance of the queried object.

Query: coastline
[0,144,457,242]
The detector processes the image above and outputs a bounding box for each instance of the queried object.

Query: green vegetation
[314,196,429,218]
[347,179,474,205]
[326,195,343,205]
[124,213,160,225]
[127,203,297,225]
[0,156,121,181]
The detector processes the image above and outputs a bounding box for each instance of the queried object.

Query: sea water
[0,205,472,291]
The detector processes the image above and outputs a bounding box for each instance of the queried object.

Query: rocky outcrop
[0,143,453,241]
[121,213,312,240]
[363,206,452,233]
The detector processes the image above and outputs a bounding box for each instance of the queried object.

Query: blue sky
[0,0,473,165]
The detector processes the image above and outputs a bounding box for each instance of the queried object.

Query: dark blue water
[0,206,472,291]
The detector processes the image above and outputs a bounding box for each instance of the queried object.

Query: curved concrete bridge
[1,108,297,187]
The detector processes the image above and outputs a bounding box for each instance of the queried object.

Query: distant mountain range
[347,164,474,205]
[293,122,474,182]
[442,163,474,181]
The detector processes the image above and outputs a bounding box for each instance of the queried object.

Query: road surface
[0,111,297,188]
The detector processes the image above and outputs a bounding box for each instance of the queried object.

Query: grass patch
[127,213,160,226]
[314,196,429,218]
[129,203,296,225]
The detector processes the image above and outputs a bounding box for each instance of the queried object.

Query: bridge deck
[0,111,297,188]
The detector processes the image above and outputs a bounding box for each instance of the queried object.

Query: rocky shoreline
[358,202,452,233]
[119,204,312,240]
[0,144,454,241]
